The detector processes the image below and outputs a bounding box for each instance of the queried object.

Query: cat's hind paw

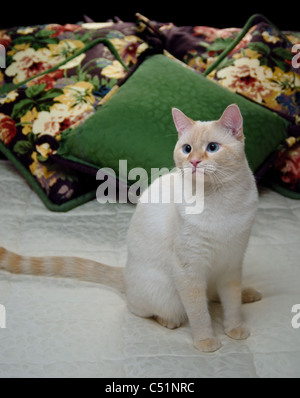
[154,316,182,329]
[242,287,262,304]
[194,337,221,352]
[226,324,249,340]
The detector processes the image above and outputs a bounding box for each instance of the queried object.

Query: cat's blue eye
[182,144,192,154]
[206,142,220,153]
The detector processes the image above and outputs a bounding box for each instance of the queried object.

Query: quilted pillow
[53,54,289,187]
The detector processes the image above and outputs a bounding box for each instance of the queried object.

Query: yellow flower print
[17,27,36,35]
[109,35,148,65]
[102,60,127,79]
[29,152,55,181]
[262,31,280,44]
[47,40,86,69]
[7,43,31,56]
[47,40,85,58]
[233,49,261,60]
[55,81,95,109]
[59,54,86,70]
[20,107,39,135]
[187,56,208,72]
[286,34,300,45]
[270,67,300,95]
[286,136,296,147]
[0,90,19,105]
[36,143,52,158]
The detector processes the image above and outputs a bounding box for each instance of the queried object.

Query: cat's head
[172,104,246,183]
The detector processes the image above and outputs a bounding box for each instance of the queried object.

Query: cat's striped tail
[0,247,125,293]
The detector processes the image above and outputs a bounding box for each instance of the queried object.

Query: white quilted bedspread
[0,160,300,378]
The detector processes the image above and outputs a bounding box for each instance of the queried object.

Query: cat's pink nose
[190,159,201,168]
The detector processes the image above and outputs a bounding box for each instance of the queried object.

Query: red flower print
[0,113,17,146]
[0,30,11,48]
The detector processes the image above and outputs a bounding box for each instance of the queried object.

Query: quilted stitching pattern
[0,160,299,377]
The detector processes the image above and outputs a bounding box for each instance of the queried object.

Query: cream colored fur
[125,104,260,352]
[0,104,261,352]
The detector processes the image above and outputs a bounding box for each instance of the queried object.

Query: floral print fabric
[183,21,300,194]
[0,17,299,207]
[140,18,299,120]
[184,22,300,119]
[272,137,300,193]
[0,21,148,205]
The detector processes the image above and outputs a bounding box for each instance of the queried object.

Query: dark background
[0,1,299,31]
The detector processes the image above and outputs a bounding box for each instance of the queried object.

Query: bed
[0,14,300,378]
[0,159,300,378]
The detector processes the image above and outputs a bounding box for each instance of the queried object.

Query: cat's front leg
[173,260,221,352]
[217,277,249,340]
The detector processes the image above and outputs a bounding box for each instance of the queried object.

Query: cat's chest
[177,197,255,244]
[174,204,252,268]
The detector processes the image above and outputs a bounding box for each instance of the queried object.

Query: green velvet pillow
[55,54,289,187]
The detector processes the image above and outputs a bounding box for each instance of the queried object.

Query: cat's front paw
[226,324,249,340]
[194,337,221,352]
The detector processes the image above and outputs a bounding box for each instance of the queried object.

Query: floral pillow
[0,21,148,209]
[137,15,300,120]
[201,22,299,120]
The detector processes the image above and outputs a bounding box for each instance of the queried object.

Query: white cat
[0,104,261,352]
[125,104,259,352]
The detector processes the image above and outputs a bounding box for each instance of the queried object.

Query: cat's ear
[172,108,195,137]
[219,104,243,140]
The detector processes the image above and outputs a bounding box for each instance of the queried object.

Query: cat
[0,103,261,352]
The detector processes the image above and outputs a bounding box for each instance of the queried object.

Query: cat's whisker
[208,173,224,191]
